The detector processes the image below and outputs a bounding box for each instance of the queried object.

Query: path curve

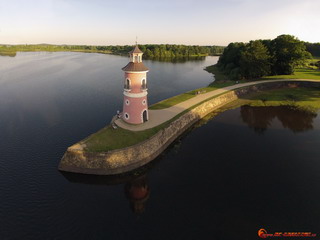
[115,79,319,131]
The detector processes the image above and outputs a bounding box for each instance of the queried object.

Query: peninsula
[59,41,320,175]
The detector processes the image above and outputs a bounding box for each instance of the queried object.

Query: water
[0,52,320,239]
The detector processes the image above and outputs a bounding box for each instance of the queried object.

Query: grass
[84,125,163,152]
[262,68,320,80]
[222,87,320,113]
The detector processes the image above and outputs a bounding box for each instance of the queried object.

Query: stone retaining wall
[59,80,320,175]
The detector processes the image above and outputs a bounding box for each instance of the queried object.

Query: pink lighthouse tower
[121,44,149,124]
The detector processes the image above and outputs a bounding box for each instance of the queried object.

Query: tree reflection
[240,105,317,134]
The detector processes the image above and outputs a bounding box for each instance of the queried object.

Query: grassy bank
[222,87,320,113]
[262,68,320,81]
[84,86,320,152]
[204,64,229,81]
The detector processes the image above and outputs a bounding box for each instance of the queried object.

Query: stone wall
[59,80,320,175]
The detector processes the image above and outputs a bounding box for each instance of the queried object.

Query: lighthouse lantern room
[121,45,149,124]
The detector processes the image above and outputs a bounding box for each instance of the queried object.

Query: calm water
[0,52,320,239]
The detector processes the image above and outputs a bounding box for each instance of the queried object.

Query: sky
[0,0,319,46]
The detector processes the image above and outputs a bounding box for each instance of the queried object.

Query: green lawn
[262,68,320,80]
[84,125,162,152]
[222,87,320,113]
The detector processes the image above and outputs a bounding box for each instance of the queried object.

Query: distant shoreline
[0,44,224,59]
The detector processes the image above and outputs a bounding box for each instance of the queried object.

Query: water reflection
[0,52,16,57]
[125,175,150,214]
[61,171,150,214]
[240,105,318,133]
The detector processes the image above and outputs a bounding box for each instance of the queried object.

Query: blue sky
[0,0,319,45]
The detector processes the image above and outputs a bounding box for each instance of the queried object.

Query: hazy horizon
[0,0,319,46]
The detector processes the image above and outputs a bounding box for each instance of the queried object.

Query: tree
[305,42,320,57]
[144,49,154,58]
[217,34,312,80]
[271,35,311,75]
[217,42,245,79]
[239,40,271,79]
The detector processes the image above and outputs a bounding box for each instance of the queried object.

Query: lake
[0,52,319,239]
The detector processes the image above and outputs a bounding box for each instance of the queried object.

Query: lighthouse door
[143,110,148,122]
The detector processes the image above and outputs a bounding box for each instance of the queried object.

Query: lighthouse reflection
[60,170,150,214]
[125,174,150,214]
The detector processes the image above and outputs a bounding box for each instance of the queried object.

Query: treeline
[0,44,225,58]
[217,34,313,80]
[305,42,320,57]
[127,45,224,58]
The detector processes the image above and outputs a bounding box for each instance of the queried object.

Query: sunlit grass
[262,68,320,80]
[223,87,320,112]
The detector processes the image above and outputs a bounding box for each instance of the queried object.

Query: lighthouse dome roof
[122,62,149,72]
[129,45,143,54]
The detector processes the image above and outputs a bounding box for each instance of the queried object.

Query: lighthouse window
[124,113,129,120]
[135,56,138,62]
[141,79,147,89]
[125,79,131,90]
[142,99,146,105]
[126,100,130,105]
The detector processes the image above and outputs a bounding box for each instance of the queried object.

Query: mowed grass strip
[223,87,320,112]
[248,87,320,110]
[262,68,320,80]
[149,81,237,110]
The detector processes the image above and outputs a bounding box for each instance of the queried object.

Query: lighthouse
[121,45,149,124]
